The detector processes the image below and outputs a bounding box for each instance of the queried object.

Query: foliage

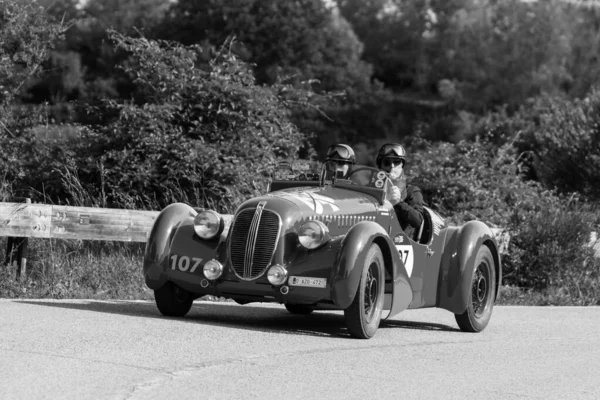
[0,1,67,192]
[0,1,64,106]
[68,32,312,212]
[157,0,373,91]
[82,0,169,35]
[408,136,535,226]
[503,199,600,305]
[512,93,600,200]
[408,134,600,305]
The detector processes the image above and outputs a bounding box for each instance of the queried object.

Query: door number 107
[170,255,203,272]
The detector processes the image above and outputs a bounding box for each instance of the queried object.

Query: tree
[157,0,372,91]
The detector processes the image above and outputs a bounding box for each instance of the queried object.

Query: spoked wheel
[344,244,385,339]
[285,304,315,315]
[455,246,496,332]
[154,281,194,317]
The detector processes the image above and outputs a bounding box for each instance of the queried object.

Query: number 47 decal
[170,255,203,272]
[395,245,414,277]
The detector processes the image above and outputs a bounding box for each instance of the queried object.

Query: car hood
[236,186,380,233]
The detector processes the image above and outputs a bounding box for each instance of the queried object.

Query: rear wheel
[154,282,193,317]
[285,304,315,315]
[344,244,385,339]
[455,245,496,332]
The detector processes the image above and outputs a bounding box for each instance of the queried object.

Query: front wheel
[455,245,496,332]
[344,244,385,339]
[154,282,194,317]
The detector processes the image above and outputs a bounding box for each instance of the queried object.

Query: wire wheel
[455,245,496,332]
[472,263,490,318]
[344,243,385,339]
[363,262,381,324]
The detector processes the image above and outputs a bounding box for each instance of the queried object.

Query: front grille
[230,206,280,280]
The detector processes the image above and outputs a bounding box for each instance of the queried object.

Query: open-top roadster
[143,162,501,338]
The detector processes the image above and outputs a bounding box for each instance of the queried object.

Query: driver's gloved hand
[389,186,401,205]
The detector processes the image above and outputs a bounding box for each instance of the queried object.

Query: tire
[154,282,193,317]
[455,245,496,332]
[344,243,385,339]
[285,304,315,315]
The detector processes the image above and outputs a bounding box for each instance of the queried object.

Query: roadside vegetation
[1,0,599,305]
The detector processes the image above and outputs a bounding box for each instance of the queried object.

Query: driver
[323,143,356,180]
[376,143,424,236]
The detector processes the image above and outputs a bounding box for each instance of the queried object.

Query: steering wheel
[345,166,392,189]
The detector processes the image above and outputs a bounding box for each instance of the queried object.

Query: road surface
[1,300,598,400]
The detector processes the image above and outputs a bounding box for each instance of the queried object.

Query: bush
[80,32,311,212]
[407,136,541,227]
[514,92,600,200]
[503,199,600,305]
[1,32,315,212]
[408,135,600,304]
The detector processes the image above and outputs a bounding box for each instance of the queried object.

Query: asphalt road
[1,299,599,400]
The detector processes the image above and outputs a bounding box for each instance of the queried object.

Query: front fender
[331,221,413,311]
[143,203,221,290]
[437,220,501,314]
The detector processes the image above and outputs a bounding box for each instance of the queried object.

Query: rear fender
[332,221,413,311]
[437,221,502,314]
[143,203,221,290]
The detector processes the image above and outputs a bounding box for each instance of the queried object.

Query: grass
[0,237,153,300]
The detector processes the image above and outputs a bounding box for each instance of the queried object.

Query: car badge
[393,234,404,244]
[427,247,435,257]
[257,201,267,211]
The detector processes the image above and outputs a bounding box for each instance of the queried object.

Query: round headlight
[298,220,330,250]
[203,259,223,280]
[267,264,288,286]
[193,210,224,240]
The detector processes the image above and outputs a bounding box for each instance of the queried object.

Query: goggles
[382,158,405,168]
[378,143,406,159]
[327,144,352,160]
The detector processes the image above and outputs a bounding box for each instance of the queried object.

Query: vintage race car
[143,163,501,339]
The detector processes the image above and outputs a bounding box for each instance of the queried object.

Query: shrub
[2,32,315,212]
[407,135,542,227]
[514,92,600,201]
[78,33,311,212]
[408,135,600,304]
[504,199,600,305]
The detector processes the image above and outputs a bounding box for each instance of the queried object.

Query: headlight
[203,259,223,280]
[267,264,288,285]
[298,220,330,250]
[193,210,224,240]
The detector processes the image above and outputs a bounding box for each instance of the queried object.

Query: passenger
[323,143,356,182]
[376,143,425,236]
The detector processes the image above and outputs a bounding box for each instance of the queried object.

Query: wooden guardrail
[1,199,159,280]
[0,200,158,242]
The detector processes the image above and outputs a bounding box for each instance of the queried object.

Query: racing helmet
[326,144,356,165]
[376,143,407,169]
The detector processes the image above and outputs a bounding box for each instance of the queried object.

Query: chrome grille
[230,205,280,280]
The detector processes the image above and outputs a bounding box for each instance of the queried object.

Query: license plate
[288,276,327,288]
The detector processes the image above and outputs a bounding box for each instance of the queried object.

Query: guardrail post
[4,198,31,281]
